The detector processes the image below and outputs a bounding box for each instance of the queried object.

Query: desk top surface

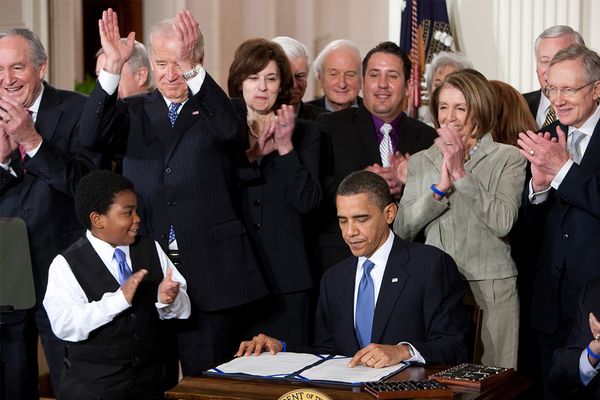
[165,365,531,400]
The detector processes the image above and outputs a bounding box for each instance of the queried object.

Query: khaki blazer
[394,133,526,280]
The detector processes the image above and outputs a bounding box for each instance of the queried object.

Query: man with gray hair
[79,8,267,376]
[307,39,363,112]
[518,43,600,400]
[272,36,325,120]
[95,39,152,98]
[523,25,584,128]
[0,27,95,399]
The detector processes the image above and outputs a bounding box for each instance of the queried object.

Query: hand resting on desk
[236,334,410,369]
[236,333,283,357]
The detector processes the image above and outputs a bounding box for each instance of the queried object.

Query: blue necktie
[113,248,132,285]
[356,259,375,348]
[166,102,180,244]
[168,102,181,127]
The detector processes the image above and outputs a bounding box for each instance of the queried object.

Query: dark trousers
[245,290,312,347]
[1,306,64,399]
[175,302,255,375]
[537,320,574,400]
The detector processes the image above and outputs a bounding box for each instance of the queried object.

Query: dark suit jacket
[549,279,600,399]
[0,83,94,323]
[78,75,267,312]
[233,99,322,294]
[523,119,600,335]
[523,89,542,119]
[312,235,469,365]
[316,106,437,269]
[297,101,326,121]
[306,95,364,111]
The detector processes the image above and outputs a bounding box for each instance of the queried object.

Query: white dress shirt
[528,104,600,203]
[579,350,600,386]
[352,229,425,364]
[535,92,552,129]
[43,231,191,342]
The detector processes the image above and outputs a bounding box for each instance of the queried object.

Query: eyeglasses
[543,81,597,98]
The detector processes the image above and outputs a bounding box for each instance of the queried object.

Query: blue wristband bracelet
[281,341,287,352]
[587,345,600,360]
[430,184,447,197]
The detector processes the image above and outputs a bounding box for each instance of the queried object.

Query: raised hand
[588,313,600,367]
[158,267,180,304]
[435,124,466,181]
[0,128,18,164]
[120,269,148,304]
[98,8,135,74]
[389,151,410,187]
[518,128,568,192]
[0,96,41,152]
[273,104,295,155]
[174,10,200,71]
[365,163,402,199]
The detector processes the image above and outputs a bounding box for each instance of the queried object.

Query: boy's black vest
[61,235,164,387]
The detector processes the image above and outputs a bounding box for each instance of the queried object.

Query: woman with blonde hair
[394,69,526,368]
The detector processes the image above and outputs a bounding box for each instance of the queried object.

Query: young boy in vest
[43,170,190,400]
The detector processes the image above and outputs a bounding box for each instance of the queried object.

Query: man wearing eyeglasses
[518,44,600,400]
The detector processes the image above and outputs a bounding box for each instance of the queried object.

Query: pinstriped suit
[78,73,268,374]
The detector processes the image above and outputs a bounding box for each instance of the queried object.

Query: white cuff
[528,178,551,204]
[550,159,574,190]
[399,341,426,364]
[186,66,206,96]
[98,69,120,95]
[579,348,600,386]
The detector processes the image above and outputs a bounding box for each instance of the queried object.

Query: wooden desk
[165,365,531,400]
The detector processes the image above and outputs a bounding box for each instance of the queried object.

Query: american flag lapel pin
[391,278,399,283]
[192,110,200,115]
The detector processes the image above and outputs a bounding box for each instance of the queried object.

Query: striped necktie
[568,130,585,164]
[542,106,557,128]
[379,123,393,167]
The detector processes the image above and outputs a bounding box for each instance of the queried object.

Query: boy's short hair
[75,170,134,230]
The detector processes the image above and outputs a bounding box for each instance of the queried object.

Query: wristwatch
[182,65,201,80]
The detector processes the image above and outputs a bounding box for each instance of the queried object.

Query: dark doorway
[81,0,143,79]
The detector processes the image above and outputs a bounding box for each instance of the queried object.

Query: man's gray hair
[312,39,361,78]
[96,39,152,86]
[550,44,600,82]
[272,36,310,66]
[0,27,47,70]
[147,18,204,62]
[426,51,472,95]
[534,25,584,55]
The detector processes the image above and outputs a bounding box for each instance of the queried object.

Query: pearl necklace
[247,119,259,138]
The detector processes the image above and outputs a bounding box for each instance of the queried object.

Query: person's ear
[384,202,397,224]
[90,212,104,230]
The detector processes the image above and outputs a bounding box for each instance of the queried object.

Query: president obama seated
[237,171,469,367]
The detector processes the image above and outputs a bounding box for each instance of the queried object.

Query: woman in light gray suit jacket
[393,70,526,369]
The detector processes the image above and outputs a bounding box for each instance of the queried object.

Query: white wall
[448,0,599,93]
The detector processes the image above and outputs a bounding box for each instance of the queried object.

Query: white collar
[569,104,600,137]
[357,229,394,272]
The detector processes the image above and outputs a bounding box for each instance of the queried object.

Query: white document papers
[211,352,323,378]
[206,352,410,385]
[297,355,406,384]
